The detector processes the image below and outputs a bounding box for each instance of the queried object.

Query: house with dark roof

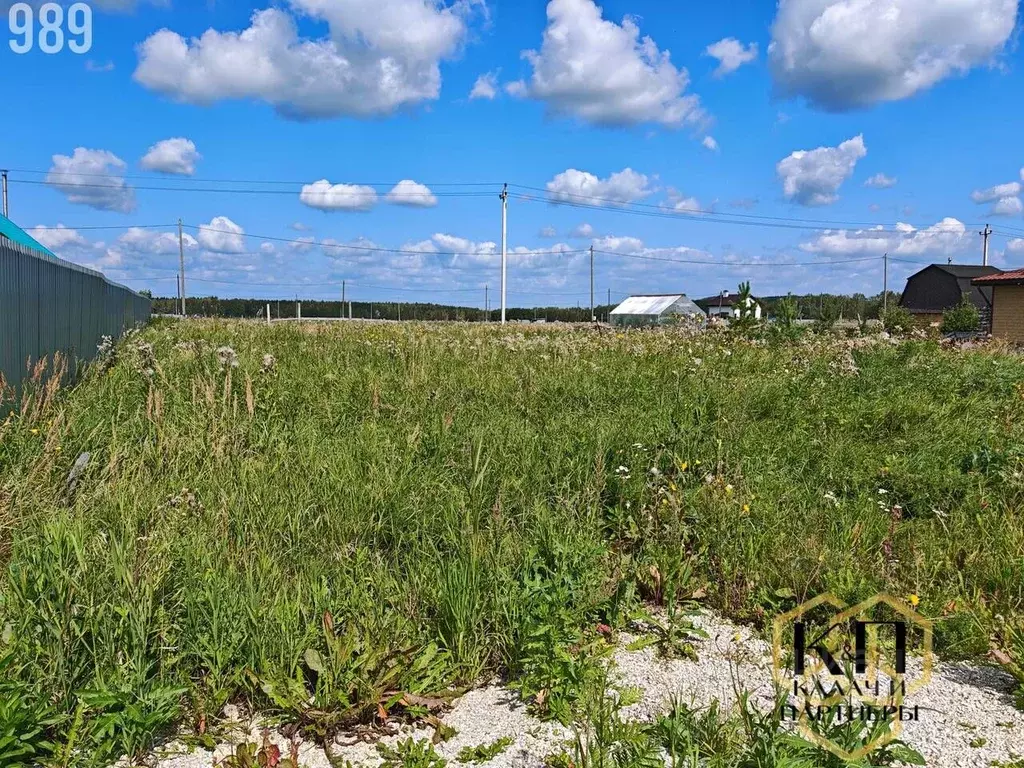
[972,269,1024,343]
[898,264,1001,326]
[695,292,763,321]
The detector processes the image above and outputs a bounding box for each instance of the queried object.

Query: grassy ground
[1,319,1023,764]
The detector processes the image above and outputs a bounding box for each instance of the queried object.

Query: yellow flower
[55,446,62,453]
[907,594,920,607]
[29,428,39,435]
[678,461,688,472]
[742,504,750,514]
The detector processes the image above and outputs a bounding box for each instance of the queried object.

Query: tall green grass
[0,320,1022,762]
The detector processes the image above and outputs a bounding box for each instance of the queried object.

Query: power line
[5,168,503,187]
[593,249,882,268]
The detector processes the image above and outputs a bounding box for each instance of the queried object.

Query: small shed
[973,269,1024,342]
[899,264,1001,325]
[610,294,705,327]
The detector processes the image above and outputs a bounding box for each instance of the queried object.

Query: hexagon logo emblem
[772,593,933,761]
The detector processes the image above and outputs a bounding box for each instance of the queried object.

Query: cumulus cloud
[386,180,438,207]
[993,196,1024,216]
[705,37,758,77]
[768,0,1018,111]
[516,0,705,128]
[664,192,703,214]
[702,136,719,152]
[469,71,499,100]
[800,217,969,257]
[27,225,89,252]
[117,227,199,254]
[300,180,379,211]
[546,167,654,205]
[539,225,558,238]
[45,148,136,213]
[777,134,866,206]
[197,216,247,253]
[134,1,482,119]
[592,235,645,253]
[140,137,201,175]
[569,223,595,238]
[864,172,897,189]
[1007,238,1024,255]
[971,180,1022,216]
[971,181,1022,202]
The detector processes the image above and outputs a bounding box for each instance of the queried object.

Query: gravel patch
[131,609,1024,768]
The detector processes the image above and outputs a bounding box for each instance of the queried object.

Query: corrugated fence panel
[0,240,151,398]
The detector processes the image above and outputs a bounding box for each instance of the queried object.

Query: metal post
[1,170,8,217]
[981,224,992,266]
[266,303,271,325]
[297,300,301,321]
[178,218,186,316]
[485,284,488,321]
[349,301,352,319]
[607,288,611,322]
[589,245,595,322]
[500,183,508,324]
[883,252,888,316]
[341,280,346,318]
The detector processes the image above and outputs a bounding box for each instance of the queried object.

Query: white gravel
[133,610,1024,768]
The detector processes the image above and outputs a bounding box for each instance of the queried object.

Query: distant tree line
[152,296,617,323]
[758,291,901,322]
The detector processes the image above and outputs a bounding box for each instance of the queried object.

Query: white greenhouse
[609,294,706,327]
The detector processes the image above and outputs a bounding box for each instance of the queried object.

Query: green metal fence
[0,239,151,395]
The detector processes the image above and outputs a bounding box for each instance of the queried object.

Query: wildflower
[725,484,734,495]
[877,488,889,495]
[742,504,750,514]
[261,353,277,372]
[216,346,239,369]
[29,428,39,435]
[678,461,688,472]
[907,594,920,608]
[615,465,630,475]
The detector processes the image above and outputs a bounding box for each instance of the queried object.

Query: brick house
[898,264,1001,326]
[972,269,1024,342]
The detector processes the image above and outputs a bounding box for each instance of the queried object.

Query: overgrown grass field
[1,319,1023,764]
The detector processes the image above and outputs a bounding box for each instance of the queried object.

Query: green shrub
[881,305,914,335]
[941,295,981,333]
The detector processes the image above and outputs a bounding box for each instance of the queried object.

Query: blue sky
[3,0,1024,307]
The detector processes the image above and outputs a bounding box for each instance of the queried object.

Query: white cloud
[469,71,499,100]
[140,137,201,175]
[592,235,645,253]
[864,172,897,189]
[539,225,558,238]
[118,227,198,254]
[768,0,1018,111]
[517,0,705,128]
[27,225,89,252]
[971,181,1022,202]
[289,236,316,253]
[386,180,438,207]
[134,2,481,119]
[993,196,1024,216]
[705,37,758,77]
[800,217,969,257]
[546,167,654,205]
[300,179,379,211]
[664,192,703,213]
[45,148,136,213]
[1007,238,1024,255]
[197,216,247,253]
[569,223,595,238]
[702,136,719,152]
[777,134,866,206]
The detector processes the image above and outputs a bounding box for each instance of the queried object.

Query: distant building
[609,294,705,327]
[899,264,1001,326]
[696,292,763,321]
[972,269,1024,342]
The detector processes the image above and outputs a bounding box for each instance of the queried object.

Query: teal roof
[0,213,56,258]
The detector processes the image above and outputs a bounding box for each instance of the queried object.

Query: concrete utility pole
[883,252,888,315]
[589,245,595,322]
[266,303,271,325]
[177,218,186,316]
[1,170,8,217]
[484,284,489,321]
[980,224,992,266]
[341,280,346,318]
[500,183,508,325]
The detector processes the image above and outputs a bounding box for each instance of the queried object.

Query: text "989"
[9,2,92,54]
